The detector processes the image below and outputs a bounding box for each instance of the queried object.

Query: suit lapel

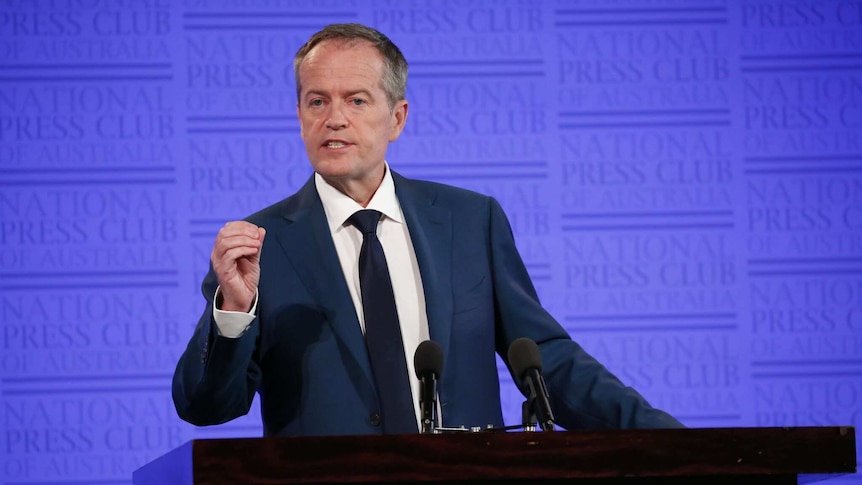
[267,173,456,408]
[270,178,375,391]
[393,173,454,370]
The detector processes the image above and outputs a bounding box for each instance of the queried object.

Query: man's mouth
[325,141,347,148]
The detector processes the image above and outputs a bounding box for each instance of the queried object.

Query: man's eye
[310,99,323,107]
[351,99,365,105]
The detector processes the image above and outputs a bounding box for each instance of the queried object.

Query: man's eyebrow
[345,89,374,98]
[302,89,375,99]
[303,89,328,99]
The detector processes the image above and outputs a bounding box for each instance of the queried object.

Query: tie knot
[349,209,382,235]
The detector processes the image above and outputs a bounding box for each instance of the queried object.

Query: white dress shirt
[213,165,430,428]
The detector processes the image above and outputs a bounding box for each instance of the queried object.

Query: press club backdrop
[1,0,861,483]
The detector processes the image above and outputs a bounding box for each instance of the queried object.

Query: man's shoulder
[241,177,317,226]
[394,172,492,207]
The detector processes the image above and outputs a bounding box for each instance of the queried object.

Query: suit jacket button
[370,413,381,426]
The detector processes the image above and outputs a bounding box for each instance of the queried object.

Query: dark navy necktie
[348,209,417,434]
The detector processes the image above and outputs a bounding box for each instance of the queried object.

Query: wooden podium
[133,426,856,484]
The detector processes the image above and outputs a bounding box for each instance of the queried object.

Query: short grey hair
[293,23,408,110]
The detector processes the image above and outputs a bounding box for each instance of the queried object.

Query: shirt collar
[314,163,403,234]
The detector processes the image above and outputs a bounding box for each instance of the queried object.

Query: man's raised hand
[211,221,266,312]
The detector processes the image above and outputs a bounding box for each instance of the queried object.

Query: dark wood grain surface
[134,427,857,484]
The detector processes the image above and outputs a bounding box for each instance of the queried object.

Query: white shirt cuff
[212,286,258,338]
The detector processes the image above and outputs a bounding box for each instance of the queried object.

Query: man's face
[297,39,407,196]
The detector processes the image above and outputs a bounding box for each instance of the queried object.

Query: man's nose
[325,104,348,130]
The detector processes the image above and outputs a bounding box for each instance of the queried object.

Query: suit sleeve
[487,197,683,429]
[172,265,262,426]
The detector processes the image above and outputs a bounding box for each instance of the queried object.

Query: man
[173,23,682,436]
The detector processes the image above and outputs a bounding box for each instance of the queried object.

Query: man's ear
[389,99,408,142]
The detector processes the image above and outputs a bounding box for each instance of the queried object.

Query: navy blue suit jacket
[173,172,682,436]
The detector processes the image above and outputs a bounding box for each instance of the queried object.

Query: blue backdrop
[1,0,861,483]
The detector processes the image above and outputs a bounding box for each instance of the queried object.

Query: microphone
[507,337,555,432]
[414,340,443,434]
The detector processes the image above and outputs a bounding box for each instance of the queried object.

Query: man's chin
[313,163,354,178]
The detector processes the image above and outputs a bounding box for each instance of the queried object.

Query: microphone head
[414,340,443,379]
[507,337,543,379]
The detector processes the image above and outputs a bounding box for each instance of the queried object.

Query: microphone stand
[521,399,538,432]
[429,390,557,434]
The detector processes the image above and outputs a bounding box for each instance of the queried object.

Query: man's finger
[219,246,261,264]
[218,221,261,239]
